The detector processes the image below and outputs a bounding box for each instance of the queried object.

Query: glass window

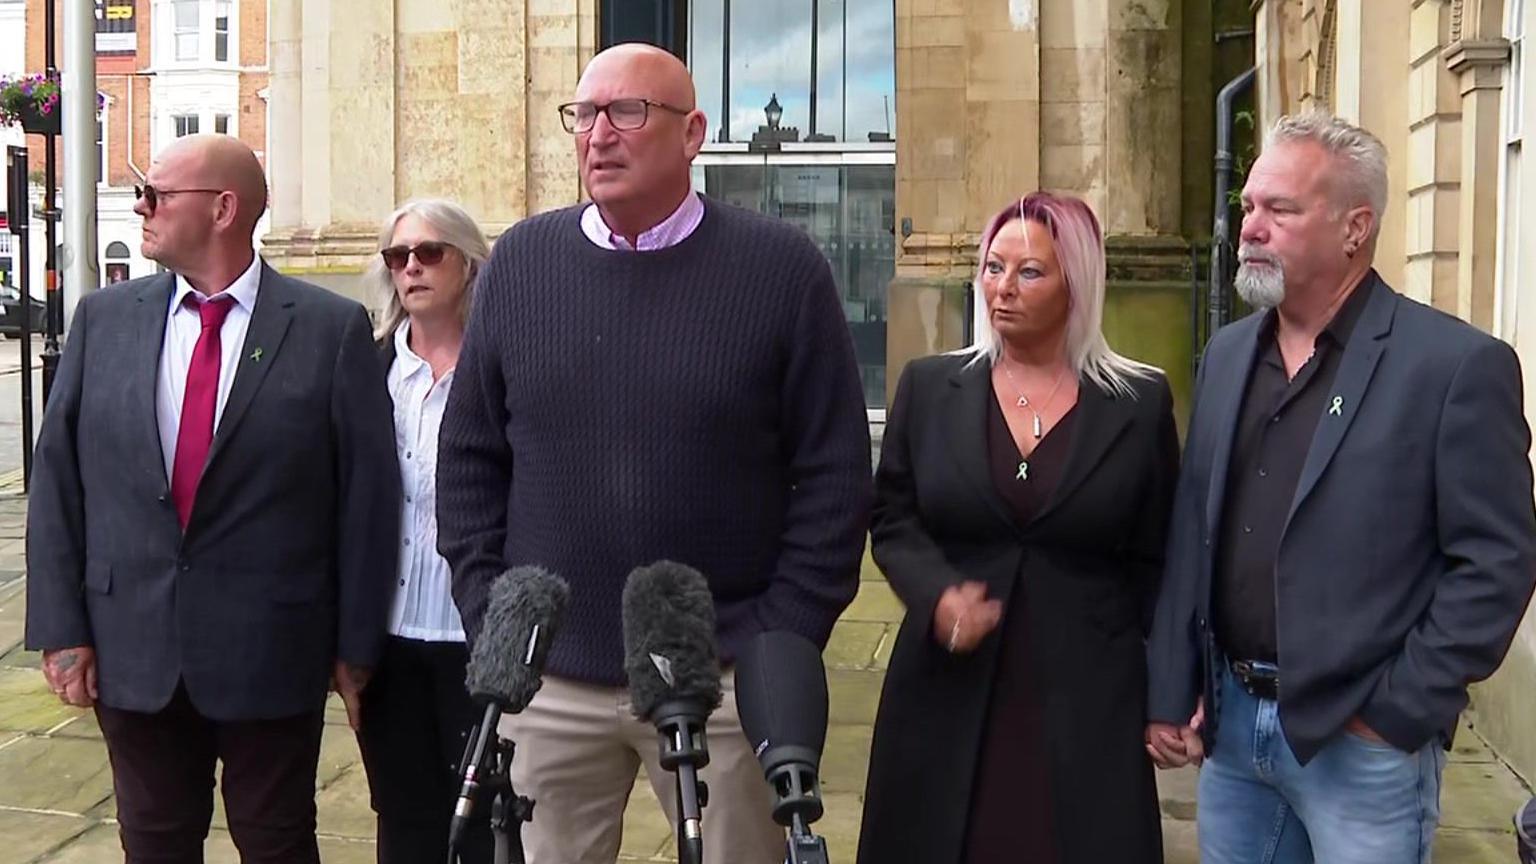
[700,161,894,405]
[1499,0,1529,338]
[215,114,229,134]
[214,0,230,62]
[174,114,199,137]
[173,0,199,61]
[690,0,894,144]
[96,106,105,183]
[689,0,727,141]
[1511,0,1526,142]
[104,241,131,284]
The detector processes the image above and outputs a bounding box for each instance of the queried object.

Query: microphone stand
[448,728,534,864]
[768,761,829,864]
[653,701,710,864]
[487,735,534,864]
[786,814,830,864]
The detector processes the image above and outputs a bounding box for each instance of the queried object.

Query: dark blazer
[24,265,401,721]
[1148,272,1536,764]
[858,353,1178,864]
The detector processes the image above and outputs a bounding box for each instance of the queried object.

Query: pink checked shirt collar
[580,189,705,251]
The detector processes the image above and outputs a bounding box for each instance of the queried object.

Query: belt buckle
[1231,659,1279,700]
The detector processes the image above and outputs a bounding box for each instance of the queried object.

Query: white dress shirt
[155,254,263,483]
[386,321,466,642]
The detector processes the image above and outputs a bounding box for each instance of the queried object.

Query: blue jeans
[1197,665,1446,864]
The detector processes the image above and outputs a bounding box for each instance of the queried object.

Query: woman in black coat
[857,192,1179,864]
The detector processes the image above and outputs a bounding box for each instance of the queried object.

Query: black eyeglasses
[381,241,455,271]
[557,98,690,134]
[134,184,225,215]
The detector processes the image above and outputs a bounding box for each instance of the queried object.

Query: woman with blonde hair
[354,198,493,864]
[858,192,1178,863]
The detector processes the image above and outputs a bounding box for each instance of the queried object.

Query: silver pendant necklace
[1001,361,1068,481]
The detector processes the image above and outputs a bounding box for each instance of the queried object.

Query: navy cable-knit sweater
[436,199,874,685]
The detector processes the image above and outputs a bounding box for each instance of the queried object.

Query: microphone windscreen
[735,629,829,768]
[621,561,723,721]
[465,566,569,713]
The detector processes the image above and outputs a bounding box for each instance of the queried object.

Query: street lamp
[765,94,783,131]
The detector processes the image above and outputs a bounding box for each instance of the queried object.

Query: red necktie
[170,294,235,529]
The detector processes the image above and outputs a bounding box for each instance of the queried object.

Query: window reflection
[690,0,895,144]
[701,163,894,406]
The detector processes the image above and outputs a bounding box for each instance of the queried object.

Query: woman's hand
[932,581,1003,654]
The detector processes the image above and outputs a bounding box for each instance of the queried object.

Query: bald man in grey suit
[25,135,399,863]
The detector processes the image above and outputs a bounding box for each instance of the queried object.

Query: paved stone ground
[0,494,1529,862]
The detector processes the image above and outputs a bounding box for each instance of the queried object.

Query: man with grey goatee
[1145,111,1536,862]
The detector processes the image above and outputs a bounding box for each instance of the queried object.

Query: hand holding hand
[1146,697,1205,768]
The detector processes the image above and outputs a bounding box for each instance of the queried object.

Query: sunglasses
[380,241,455,271]
[134,184,225,215]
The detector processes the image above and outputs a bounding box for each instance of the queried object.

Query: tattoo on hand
[55,652,79,672]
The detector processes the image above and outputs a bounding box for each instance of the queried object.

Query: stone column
[266,0,302,236]
[263,0,397,293]
[1332,0,1411,291]
[1042,0,1108,220]
[527,0,598,218]
[1444,36,1509,330]
[1254,0,1309,129]
[265,0,598,288]
[887,0,1040,405]
[1403,0,1463,312]
[1104,0,1182,237]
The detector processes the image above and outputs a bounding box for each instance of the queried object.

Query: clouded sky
[689,0,896,143]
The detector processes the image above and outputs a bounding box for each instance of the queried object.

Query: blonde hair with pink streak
[960,191,1158,398]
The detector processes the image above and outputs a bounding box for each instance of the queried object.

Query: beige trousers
[497,671,785,864]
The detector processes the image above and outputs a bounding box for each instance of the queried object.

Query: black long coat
[857,354,1178,864]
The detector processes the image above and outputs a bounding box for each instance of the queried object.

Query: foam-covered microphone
[736,629,831,864]
[622,561,722,864]
[449,566,569,859]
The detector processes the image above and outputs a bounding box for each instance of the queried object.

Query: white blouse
[386,321,466,642]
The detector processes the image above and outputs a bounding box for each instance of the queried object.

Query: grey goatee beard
[1234,245,1286,308]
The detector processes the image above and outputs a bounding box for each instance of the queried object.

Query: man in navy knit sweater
[436,43,873,864]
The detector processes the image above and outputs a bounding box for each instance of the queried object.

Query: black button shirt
[1214,282,1372,663]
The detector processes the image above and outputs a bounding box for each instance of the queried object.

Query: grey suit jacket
[1148,272,1536,764]
[24,264,401,721]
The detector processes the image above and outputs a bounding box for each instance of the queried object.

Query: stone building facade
[263,0,1253,417]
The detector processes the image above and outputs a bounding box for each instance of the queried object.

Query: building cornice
[1443,38,1511,74]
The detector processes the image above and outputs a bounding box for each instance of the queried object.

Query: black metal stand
[653,704,710,864]
[448,731,532,864]
[5,146,34,492]
[767,761,830,864]
[488,736,534,864]
[785,815,829,864]
[40,0,61,410]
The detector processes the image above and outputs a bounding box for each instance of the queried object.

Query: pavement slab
[0,582,24,657]
[0,736,114,815]
[0,809,93,864]
[0,669,82,734]
[822,621,886,671]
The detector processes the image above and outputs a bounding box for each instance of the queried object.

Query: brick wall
[20,0,267,180]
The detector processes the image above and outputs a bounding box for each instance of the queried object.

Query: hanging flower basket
[0,74,61,135]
